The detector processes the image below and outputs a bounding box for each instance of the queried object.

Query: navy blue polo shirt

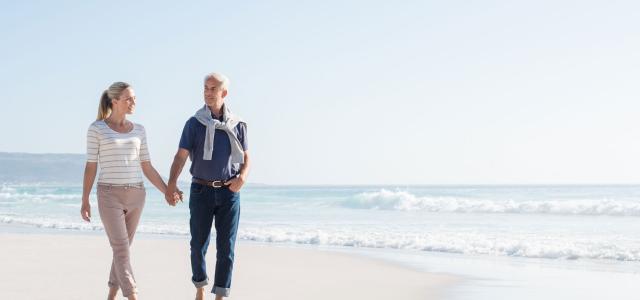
[179,115,248,181]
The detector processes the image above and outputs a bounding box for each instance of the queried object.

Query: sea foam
[342,189,640,216]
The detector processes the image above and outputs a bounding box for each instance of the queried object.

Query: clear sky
[1,0,640,185]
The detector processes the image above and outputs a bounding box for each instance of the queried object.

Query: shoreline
[0,225,457,300]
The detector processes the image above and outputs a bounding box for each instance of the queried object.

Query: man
[166,73,250,300]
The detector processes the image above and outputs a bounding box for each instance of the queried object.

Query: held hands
[165,185,184,206]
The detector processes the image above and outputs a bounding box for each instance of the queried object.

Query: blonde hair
[203,73,230,90]
[97,82,131,120]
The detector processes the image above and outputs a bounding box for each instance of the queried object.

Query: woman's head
[97,82,135,120]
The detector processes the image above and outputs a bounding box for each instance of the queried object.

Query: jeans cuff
[193,277,209,288]
[212,286,231,297]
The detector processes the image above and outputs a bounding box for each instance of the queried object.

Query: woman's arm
[141,161,168,194]
[81,162,97,222]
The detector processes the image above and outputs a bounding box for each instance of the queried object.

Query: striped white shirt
[86,120,150,184]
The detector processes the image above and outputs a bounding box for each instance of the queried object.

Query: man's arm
[226,150,250,192]
[238,150,250,181]
[165,148,190,205]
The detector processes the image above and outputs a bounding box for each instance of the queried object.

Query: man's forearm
[238,152,250,180]
[168,155,187,186]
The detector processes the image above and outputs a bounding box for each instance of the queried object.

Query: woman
[80,82,178,300]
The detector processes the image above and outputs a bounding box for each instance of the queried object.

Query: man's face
[204,78,227,106]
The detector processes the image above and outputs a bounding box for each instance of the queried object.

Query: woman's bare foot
[195,287,205,300]
[107,286,119,300]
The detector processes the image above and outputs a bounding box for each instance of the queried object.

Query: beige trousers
[97,184,146,297]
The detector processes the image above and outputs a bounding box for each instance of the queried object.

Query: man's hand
[175,188,184,202]
[224,175,246,192]
[166,148,189,206]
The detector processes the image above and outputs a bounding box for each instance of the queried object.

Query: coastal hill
[0,152,85,183]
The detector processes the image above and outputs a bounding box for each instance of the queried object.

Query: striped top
[86,120,150,184]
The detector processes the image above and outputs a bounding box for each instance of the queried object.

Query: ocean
[2,183,640,299]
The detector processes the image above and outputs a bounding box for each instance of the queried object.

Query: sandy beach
[0,230,455,300]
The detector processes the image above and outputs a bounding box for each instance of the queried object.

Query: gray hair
[203,72,230,90]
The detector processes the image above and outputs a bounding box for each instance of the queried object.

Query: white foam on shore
[238,227,640,261]
[2,216,639,262]
[344,189,640,216]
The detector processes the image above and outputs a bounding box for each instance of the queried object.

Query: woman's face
[113,88,136,114]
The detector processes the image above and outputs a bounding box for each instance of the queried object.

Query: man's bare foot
[195,287,205,300]
[107,286,119,300]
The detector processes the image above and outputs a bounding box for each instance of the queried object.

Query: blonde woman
[81,82,179,300]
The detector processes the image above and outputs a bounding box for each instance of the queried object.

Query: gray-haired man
[166,73,250,300]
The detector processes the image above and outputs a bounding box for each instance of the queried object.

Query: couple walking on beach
[80,72,249,300]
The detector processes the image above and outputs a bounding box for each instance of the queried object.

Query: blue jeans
[189,182,241,297]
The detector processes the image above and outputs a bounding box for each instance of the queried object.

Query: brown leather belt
[192,178,228,188]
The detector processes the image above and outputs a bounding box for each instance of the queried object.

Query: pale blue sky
[1,1,640,184]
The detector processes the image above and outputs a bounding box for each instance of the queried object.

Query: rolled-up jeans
[189,182,241,298]
[97,183,146,297]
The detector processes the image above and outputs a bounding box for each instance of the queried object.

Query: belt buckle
[212,180,224,188]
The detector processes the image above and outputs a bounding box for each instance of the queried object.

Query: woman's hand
[81,162,97,222]
[81,201,91,222]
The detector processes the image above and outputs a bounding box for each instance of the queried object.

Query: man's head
[203,73,229,107]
